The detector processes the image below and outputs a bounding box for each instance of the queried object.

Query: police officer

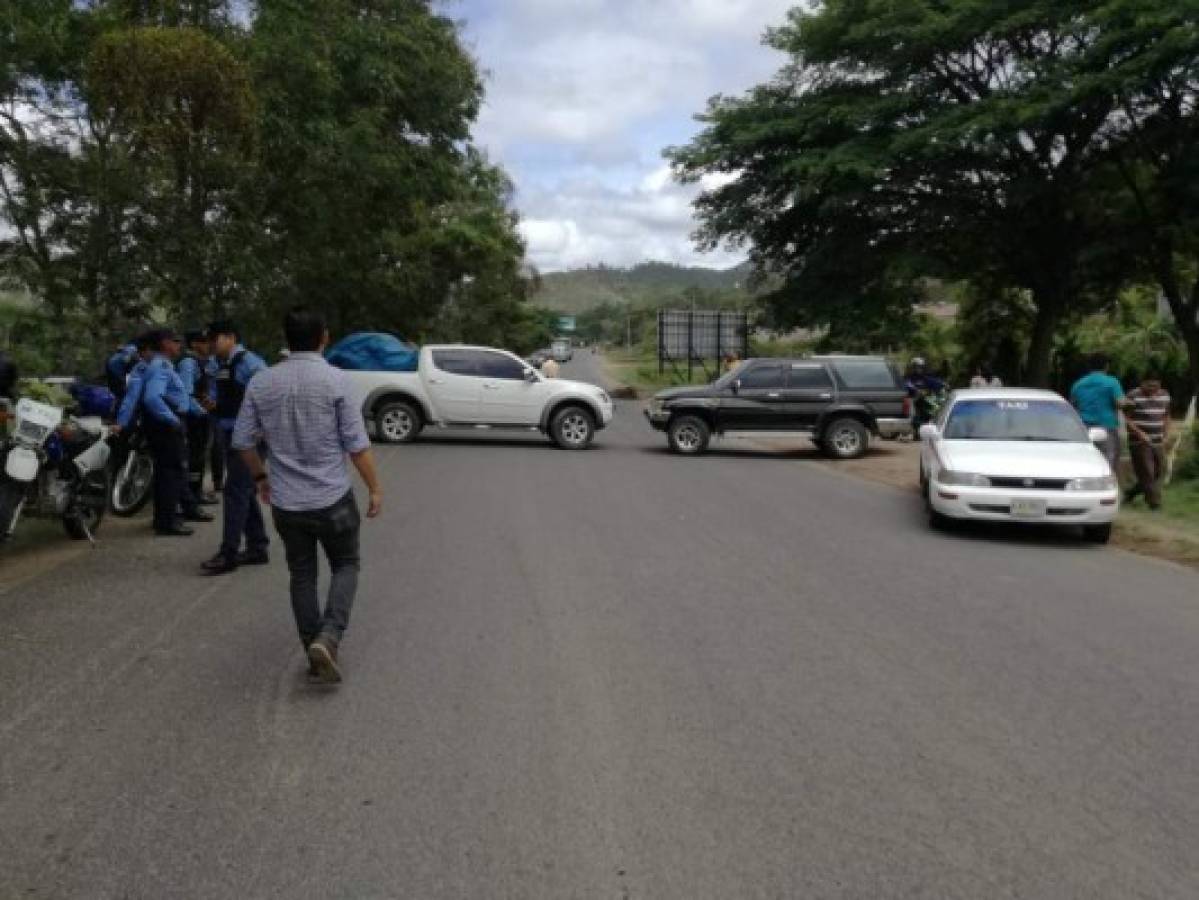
[202,321,268,574]
[112,332,157,432]
[141,329,213,537]
[105,338,144,408]
[178,330,218,507]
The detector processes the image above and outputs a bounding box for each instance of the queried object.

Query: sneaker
[307,638,342,685]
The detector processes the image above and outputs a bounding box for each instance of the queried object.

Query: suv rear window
[829,359,899,390]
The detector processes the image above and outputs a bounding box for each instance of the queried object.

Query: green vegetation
[668,0,1199,390]
[532,262,753,315]
[0,0,535,374]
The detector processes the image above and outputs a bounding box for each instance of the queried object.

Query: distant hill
[532,262,754,314]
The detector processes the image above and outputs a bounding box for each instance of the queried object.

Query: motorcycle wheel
[110,449,154,517]
[0,479,25,542]
[65,471,110,541]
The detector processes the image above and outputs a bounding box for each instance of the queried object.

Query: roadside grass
[600,350,722,395]
[1114,478,1199,567]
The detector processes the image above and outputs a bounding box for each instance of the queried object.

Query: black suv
[644,356,910,458]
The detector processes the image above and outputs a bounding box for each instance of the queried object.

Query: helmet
[911,357,926,368]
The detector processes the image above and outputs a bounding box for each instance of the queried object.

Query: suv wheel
[822,418,869,460]
[668,415,711,455]
[376,401,423,444]
[1083,523,1113,545]
[551,405,595,450]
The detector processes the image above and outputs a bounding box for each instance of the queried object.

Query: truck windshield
[943,399,1089,442]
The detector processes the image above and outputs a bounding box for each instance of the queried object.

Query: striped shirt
[1126,387,1171,445]
[231,352,371,512]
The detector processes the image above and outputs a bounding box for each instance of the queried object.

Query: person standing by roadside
[201,322,268,575]
[232,308,382,684]
[140,329,213,536]
[541,356,560,379]
[1124,371,1172,510]
[970,364,1003,389]
[1070,353,1127,475]
[177,330,219,507]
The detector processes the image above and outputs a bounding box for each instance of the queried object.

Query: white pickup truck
[341,345,614,450]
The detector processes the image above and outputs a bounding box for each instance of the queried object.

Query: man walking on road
[1070,353,1127,474]
[201,322,269,575]
[232,308,382,684]
[1124,371,1172,510]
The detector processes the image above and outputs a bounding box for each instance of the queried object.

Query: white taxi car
[919,389,1119,543]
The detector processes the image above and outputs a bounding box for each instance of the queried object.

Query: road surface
[1,354,1197,899]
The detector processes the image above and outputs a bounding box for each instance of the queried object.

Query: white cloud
[518,167,745,272]
[451,0,794,271]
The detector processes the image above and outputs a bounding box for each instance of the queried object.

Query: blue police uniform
[210,346,269,565]
[116,361,150,429]
[141,355,199,533]
[177,353,213,502]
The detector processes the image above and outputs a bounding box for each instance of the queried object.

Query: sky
[445,0,796,273]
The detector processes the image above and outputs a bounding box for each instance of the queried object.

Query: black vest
[214,350,248,422]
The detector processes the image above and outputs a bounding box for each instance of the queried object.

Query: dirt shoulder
[751,436,1199,572]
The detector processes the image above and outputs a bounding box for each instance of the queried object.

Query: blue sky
[442,0,796,272]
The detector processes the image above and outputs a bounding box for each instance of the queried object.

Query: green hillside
[532,261,753,314]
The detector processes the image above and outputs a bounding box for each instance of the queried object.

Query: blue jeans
[220,434,269,558]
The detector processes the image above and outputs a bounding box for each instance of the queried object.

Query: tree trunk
[1155,262,1199,407]
[1025,296,1061,388]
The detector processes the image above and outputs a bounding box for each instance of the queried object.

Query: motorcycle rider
[906,357,946,431]
[178,330,219,507]
[141,329,213,536]
[201,321,268,575]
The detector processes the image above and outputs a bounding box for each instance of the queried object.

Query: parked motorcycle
[0,398,113,543]
[109,428,155,517]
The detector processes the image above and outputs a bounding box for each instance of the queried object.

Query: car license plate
[1010,498,1047,519]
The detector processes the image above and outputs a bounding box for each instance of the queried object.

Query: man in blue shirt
[112,333,156,430]
[202,321,269,575]
[140,330,213,536]
[177,330,219,507]
[1070,352,1128,473]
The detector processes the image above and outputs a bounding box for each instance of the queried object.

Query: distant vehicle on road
[918,388,1119,543]
[644,355,910,458]
[342,345,613,450]
[551,339,573,363]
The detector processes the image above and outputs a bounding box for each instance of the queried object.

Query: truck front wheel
[376,401,423,444]
[550,405,596,450]
[668,415,711,455]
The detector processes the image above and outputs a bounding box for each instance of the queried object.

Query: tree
[669,0,1136,385]
[1084,0,1199,396]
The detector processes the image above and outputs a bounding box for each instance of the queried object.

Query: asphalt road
[2,354,1197,899]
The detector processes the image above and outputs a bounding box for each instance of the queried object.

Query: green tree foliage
[0,0,532,373]
[668,0,1184,386]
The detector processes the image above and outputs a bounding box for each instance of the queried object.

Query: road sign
[557,316,577,333]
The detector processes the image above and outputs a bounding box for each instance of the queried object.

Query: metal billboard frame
[657,309,750,383]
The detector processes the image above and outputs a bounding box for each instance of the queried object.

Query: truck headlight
[937,470,991,487]
[1065,476,1118,492]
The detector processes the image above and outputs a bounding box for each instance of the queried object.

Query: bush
[1173,424,1199,482]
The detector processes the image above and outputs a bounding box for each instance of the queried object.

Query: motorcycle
[0,397,113,544]
[109,427,155,517]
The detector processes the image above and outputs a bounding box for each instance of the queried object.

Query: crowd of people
[98,311,383,683]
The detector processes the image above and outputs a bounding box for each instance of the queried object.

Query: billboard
[657,309,750,381]
[557,316,577,333]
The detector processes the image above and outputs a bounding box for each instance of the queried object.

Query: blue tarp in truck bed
[326,333,418,372]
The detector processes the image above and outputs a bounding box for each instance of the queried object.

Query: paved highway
[1,354,1197,899]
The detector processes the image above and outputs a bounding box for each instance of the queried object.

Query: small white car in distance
[341,345,613,450]
[919,388,1119,543]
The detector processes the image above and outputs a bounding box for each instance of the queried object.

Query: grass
[600,349,724,395]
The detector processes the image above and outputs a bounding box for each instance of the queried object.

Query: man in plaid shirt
[232,308,383,685]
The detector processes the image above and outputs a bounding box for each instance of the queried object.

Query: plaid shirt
[231,353,371,512]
